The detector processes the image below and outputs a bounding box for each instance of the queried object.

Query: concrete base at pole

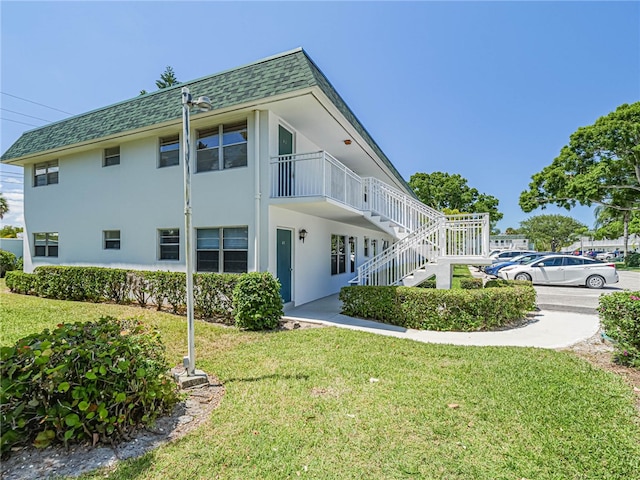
[171,367,209,389]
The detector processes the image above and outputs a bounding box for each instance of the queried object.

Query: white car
[595,252,616,261]
[498,255,618,289]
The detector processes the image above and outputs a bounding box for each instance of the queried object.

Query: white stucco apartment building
[1,49,490,306]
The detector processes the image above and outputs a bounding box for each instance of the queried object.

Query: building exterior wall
[268,206,393,306]
[23,114,257,273]
[0,238,23,258]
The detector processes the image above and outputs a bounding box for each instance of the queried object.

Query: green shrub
[599,292,640,368]
[484,279,533,288]
[0,250,17,278]
[194,273,238,323]
[0,317,180,455]
[145,271,186,314]
[5,271,37,295]
[460,278,483,289]
[625,252,640,268]
[233,272,283,330]
[340,284,536,331]
[416,279,436,288]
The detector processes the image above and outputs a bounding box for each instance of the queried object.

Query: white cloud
[1,191,24,227]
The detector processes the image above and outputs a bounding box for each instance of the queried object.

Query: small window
[34,160,59,186]
[34,232,58,257]
[331,235,346,275]
[372,239,378,257]
[159,135,179,168]
[159,229,180,260]
[364,237,370,257]
[104,147,120,167]
[104,230,121,249]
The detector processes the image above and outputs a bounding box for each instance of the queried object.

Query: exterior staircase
[270,151,491,288]
[356,178,490,288]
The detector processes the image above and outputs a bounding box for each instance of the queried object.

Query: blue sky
[1,1,638,232]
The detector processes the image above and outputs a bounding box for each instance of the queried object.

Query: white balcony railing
[270,150,490,287]
[271,151,363,210]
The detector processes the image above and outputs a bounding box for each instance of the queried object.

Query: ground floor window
[349,236,356,273]
[196,226,248,273]
[159,229,180,260]
[364,237,370,257]
[331,234,346,275]
[104,230,120,249]
[34,232,58,257]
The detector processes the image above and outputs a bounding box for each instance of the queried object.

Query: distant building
[490,234,533,250]
[562,235,640,254]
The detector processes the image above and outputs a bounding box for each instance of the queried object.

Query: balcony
[270,151,363,211]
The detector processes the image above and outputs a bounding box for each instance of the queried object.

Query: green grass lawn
[2,283,639,479]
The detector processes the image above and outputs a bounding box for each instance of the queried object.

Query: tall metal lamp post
[181,86,212,383]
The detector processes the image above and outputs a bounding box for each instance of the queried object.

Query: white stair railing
[363,177,443,231]
[355,219,441,286]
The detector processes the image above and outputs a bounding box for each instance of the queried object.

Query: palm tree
[0,193,8,220]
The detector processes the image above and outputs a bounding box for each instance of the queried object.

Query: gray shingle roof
[1,48,408,189]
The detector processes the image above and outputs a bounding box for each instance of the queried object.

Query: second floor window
[34,160,59,186]
[104,147,120,167]
[159,135,179,168]
[196,122,247,173]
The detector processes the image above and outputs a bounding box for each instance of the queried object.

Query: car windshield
[521,256,543,265]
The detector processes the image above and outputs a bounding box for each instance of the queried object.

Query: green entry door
[277,229,292,303]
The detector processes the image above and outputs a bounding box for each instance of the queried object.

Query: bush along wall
[4,266,278,326]
[340,282,536,332]
[599,291,640,368]
[0,317,180,455]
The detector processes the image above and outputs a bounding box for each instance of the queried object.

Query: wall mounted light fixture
[299,229,308,243]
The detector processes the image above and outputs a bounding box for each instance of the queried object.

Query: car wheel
[586,275,605,289]
[514,273,532,282]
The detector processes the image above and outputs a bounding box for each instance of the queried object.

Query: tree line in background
[520,101,640,255]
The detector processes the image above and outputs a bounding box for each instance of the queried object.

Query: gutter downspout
[254,109,261,271]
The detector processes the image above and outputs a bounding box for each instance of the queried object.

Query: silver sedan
[498,255,619,289]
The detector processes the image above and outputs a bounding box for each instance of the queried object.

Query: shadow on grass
[224,373,309,383]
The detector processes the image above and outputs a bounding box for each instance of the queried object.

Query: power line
[0,117,40,127]
[0,108,53,123]
[1,92,74,115]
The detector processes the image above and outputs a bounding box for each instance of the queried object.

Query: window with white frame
[159,135,179,168]
[104,230,120,250]
[196,121,247,173]
[103,147,120,167]
[349,236,356,273]
[34,160,59,186]
[34,232,58,257]
[196,227,248,273]
[372,239,378,257]
[364,237,370,257]
[331,234,346,275]
[159,229,180,260]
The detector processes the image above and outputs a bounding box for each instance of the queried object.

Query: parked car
[489,250,537,264]
[484,252,557,277]
[498,255,618,288]
[595,252,616,261]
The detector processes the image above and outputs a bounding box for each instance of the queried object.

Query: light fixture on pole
[181,86,212,384]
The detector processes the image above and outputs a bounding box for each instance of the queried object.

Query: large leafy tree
[593,205,640,255]
[409,172,503,225]
[520,102,640,216]
[0,193,8,220]
[518,214,586,252]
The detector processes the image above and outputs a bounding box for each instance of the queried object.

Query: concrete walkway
[283,294,600,349]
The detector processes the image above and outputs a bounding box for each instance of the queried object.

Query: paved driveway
[535,270,639,313]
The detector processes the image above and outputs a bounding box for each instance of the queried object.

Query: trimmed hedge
[599,291,640,368]
[233,272,283,330]
[5,266,277,327]
[0,317,180,454]
[340,283,536,331]
[0,250,17,278]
